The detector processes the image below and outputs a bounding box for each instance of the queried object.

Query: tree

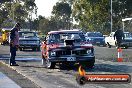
[52,2,72,29]
[72,0,110,32]
[64,0,132,33]
[37,15,59,34]
[0,0,37,28]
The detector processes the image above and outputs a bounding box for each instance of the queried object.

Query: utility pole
[11,0,14,21]
[111,0,113,32]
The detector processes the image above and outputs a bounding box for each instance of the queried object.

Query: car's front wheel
[19,47,23,51]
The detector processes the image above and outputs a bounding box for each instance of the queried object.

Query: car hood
[19,37,40,41]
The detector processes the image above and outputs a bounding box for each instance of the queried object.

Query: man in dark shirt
[114,28,125,48]
[9,23,21,66]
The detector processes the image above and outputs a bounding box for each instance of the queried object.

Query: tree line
[0,0,132,34]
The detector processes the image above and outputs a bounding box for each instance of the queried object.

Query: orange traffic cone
[117,48,123,62]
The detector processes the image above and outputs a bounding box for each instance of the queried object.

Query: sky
[35,0,59,18]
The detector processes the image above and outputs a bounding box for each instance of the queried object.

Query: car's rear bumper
[48,55,95,62]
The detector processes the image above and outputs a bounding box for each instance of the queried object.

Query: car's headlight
[86,49,92,54]
[50,51,56,56]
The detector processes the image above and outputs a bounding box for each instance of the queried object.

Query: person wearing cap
[9,23,21,66]
[114,26,125,49]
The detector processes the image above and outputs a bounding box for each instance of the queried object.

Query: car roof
[48,30,82,34]
[86,32,101,34]
[19,31,37,33]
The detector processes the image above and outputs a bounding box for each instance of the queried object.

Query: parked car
[19,31,41,51]
[41,30,95,69]
[105,32,132,49]
[85,32,106,46]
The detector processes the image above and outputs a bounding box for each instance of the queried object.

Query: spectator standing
[9,23,21,66]
[114,27,125,48]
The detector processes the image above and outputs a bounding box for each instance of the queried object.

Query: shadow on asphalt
[21,65,45,68]
[57,63,132,73]
[85,64,132,73]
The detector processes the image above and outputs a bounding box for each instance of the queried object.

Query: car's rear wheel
[103,44,107,47]
[96,43,100,46]
[45,59,56,69]
[124,45,128,49]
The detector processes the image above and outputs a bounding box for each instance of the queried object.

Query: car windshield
[19,32,38,38]
[87,33,103,37]
[47,33,86,43]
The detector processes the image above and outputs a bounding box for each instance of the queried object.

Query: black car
[19,31,41,51]
[85,32,106,46]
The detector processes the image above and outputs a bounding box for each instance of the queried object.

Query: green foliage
[52,2,71,17]
[64,0,132,34]
[72,0,110,33]
[52,2,72,29]
[0,0,37,28]
[38,16,60,34]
